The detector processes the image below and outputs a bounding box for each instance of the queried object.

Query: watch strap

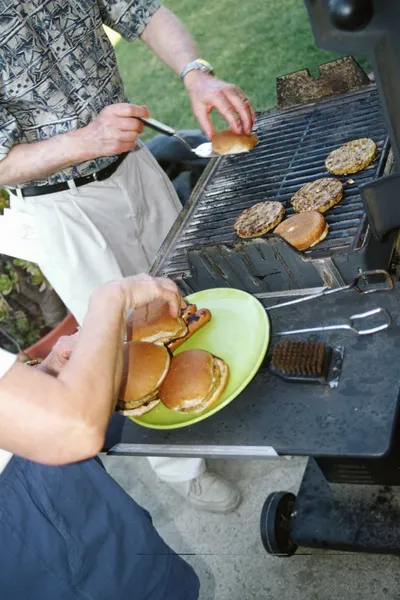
[180,59,214,81]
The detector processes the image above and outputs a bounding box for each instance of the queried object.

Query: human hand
[98,274,184,319]
[184,71,256,139]
[80,103,150,159]
[39,332,80,377]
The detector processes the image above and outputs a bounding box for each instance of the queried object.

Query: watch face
[197,60,213,74]
[199,59,211,69]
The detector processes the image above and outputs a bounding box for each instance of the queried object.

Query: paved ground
[102,455,400,599]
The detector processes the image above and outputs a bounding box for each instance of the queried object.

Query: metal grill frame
[152,85,391,288]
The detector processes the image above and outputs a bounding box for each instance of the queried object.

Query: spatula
[138,117,229,158]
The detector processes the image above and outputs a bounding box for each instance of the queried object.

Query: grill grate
[154,87,389,279]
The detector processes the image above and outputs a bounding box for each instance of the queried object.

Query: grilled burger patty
[325,138,377,175]
[291,178,343,214]
[234,201,285,238]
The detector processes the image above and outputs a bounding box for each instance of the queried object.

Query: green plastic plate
[129,288,270,430]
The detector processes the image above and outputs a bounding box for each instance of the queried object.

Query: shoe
[169,471,241,514]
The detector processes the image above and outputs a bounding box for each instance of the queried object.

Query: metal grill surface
[154,87,389,278]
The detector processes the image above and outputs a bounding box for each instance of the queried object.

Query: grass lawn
[110,0,369,138]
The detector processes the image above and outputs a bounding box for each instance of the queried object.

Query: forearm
[58,285,126,430]
[140,6,199,76]
[0,130,90,187]
[0,286,126,464]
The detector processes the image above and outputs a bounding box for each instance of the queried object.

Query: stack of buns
[117,300,229,417]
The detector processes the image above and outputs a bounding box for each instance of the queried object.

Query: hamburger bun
[274,211,329,251]
[117,341,170,417]
[212,129,259,155]
[127,300,187,345]
[159,349,229,414]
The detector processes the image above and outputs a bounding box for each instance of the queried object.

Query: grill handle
[277,307,392,337]
[139,117,176,136]
[260,270,393,311]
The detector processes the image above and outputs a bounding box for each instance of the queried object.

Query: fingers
[193,104,215,140]
[109,103,150,119]
[154,277,182,318]
[117,130,142,143]
[115,116,144,135]
[212,92,243,135]
[224,88,255,135]
[122,274,183,318]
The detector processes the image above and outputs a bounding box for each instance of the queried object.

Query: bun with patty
[117,341,170,417]
[127,300,188,345]
[159,349,229,414]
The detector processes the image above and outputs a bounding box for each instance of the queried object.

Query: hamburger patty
[325,138,377,175]
[234,201,285,238]
[117,389,159,411]
[291,178,343,214]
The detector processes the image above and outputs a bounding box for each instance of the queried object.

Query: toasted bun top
[212,130,259,155]
[275,211,327,251]
[159,349,214,410]
[119,341,170,404]
[127,300,187,343]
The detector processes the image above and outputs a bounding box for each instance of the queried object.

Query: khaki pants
[9,144,205,483]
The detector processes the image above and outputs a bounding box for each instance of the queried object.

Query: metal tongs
[277,307,392,336]
[262,270,394,337]
[139,117,221,159]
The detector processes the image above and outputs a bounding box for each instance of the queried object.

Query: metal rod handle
[139,117,176,137]
[262,270,393,311]
[277,308,392,337]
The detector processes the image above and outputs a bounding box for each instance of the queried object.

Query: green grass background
[110,0,370,138]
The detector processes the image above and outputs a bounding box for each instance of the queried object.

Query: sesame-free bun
[117,341,170,416]
[212,129,259,155]
[159,349,229,414]
[274,211,329,251]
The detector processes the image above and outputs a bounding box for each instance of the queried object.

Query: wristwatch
[180,59,214,81]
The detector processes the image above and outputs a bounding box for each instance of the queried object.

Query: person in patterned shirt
[0,1,255,513]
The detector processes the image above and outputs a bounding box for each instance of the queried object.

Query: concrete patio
[102,455,400,599]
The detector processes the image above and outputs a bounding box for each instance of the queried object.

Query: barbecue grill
[107,0,400,558]
[151,57,394,293]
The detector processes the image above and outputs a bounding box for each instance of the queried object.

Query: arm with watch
[139,5,256,140]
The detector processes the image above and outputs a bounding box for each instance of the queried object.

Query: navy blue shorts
[0,455,199,600]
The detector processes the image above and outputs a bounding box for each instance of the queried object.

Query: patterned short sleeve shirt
[0,0,160,186]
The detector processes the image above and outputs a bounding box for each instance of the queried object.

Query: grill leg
[287,458,400,554]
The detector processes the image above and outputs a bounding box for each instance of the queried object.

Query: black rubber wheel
[260,491,298,557]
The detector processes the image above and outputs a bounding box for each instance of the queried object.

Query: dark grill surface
[156,86,389,278]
